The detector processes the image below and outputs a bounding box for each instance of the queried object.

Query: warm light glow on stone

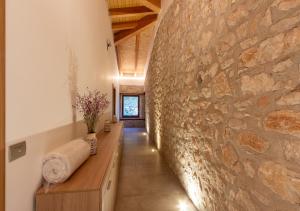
[182,169,204,209]
[155,121,161,150]
[156,131,161,150]
[145,112,150,134]
[177,200,188,211]
[146,123,150,134]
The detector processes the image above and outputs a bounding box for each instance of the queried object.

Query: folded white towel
[42,139,90,184]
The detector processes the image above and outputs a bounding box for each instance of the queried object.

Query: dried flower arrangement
[74,88,110,133]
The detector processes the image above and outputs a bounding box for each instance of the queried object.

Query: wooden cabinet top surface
[36,122,123,195]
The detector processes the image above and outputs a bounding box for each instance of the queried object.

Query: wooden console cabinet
[36,122,123,211]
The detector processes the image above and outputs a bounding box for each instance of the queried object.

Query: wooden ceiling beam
[112,21,138,32]
[114,14,157,45]
[139,0,161,13]
[109,6,154,18]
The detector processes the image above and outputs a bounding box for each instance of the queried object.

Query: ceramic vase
[86,133,97,155]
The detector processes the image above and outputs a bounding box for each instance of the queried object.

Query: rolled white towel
[42,139,90,184]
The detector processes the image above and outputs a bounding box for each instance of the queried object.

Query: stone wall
[145,0,300,210]
[120,85,145,128]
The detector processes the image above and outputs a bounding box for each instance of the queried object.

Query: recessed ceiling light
[119,76,145,81]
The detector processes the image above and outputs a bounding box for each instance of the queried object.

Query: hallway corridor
[115,128,197,211]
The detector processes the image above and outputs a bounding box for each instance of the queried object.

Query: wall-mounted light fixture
[106,39,112,51]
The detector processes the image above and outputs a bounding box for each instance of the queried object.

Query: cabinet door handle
[107,180,112,190]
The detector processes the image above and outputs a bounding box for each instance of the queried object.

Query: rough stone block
[238,132,270,153]
[241,73,276,95]
[264,110,300,137]
[259,161,300,204]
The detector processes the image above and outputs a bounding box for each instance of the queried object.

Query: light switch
[9,141,26,162]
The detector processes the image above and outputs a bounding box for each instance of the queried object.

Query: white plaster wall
[5,0,119,210]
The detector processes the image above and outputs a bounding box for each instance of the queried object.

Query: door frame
[0,0,5,210]
[112,85,116,117]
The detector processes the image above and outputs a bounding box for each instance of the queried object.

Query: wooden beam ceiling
[112,21,138,32]
[109,6,155,18]
[139,0,161,13]
[114,14,157,45]
[109,1,160,76]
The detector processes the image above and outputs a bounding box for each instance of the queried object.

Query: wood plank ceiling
[107,0,160,77]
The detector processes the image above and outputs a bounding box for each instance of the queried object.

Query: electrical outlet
[9,141,26,162]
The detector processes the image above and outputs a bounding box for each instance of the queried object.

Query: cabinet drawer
[101,151,119,211]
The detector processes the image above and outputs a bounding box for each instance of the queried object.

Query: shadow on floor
[115,128,197,211]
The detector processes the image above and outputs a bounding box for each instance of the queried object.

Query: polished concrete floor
[115,128,197,211]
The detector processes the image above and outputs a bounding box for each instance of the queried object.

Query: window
[122,95,139,118]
